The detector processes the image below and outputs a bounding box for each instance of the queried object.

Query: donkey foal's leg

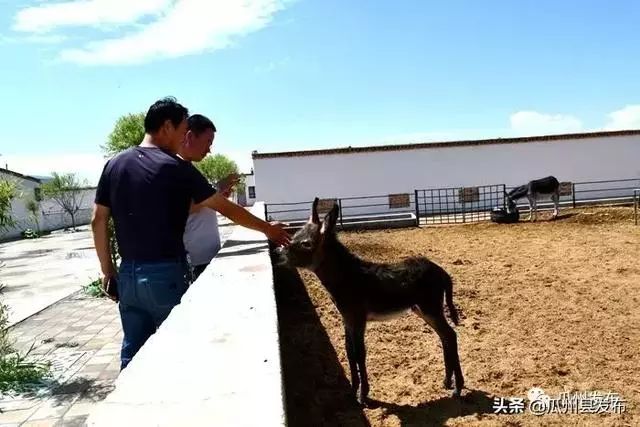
[344,323,360,394]
[416,306,464,397]
[413,305,452,390]
[346,319,369,406]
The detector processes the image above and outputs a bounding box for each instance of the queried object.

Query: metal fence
[265,193,417,226]
[415,184,505,225]
[264,178,640,228]
[572,178,640,205]
[635,189,640,226]
[505,178,640,211]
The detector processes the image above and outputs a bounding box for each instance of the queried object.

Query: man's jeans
[117,259,189,370]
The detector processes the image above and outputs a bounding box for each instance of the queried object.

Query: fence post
[572,183,576,208]
[338,198,344,229]
[414,190,420,227]
[502,185,506,210]
[635,189,639,226]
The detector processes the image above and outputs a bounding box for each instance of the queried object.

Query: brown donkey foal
[277,198,464,406]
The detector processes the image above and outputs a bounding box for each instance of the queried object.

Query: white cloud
[13,0,171,33]
[604,105,640,130]
[0,33,67,45]
[13,0,289,65]
[2,153,108,186]
[25,34,69,44]
[510,111,583,135]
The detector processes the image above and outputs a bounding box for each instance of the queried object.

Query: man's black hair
[188,114,216,135]
[144,97,189,133]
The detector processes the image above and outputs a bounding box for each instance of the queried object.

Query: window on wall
[388,193,410,209]
[458,187,479,203]
[248,186,256,199]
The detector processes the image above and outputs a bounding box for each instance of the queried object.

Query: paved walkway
[0,216,237,426]
[1,292,121,426]
[0,226,98,326]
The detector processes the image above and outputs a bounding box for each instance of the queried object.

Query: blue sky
[1,0,639,184]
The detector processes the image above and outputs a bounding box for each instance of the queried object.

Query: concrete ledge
[87,203,285,427]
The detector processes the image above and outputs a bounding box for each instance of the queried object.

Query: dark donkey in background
[506,175,560,222]
[277,198,465,406]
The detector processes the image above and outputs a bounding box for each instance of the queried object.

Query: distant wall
[0,179,95,240]
[254,133,640,221]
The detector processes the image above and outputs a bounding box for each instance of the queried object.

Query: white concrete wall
[245,173,256,206]
[87,203,285,427]
[234,173,257,207]
[254,134,640,221]
[0,174,96,240]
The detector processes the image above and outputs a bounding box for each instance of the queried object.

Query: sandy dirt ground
[275,206,639,426]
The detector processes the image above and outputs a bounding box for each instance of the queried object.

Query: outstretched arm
[196,193,290,246]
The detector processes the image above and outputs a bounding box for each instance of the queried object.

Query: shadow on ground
[368,389,496,426]
[272,253,370,427]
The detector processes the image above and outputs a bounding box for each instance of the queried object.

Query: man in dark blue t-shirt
[92,97,290,370]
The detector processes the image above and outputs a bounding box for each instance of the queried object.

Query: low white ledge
[87,202,286,427]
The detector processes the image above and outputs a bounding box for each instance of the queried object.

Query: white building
[252,130,640,221]
[0,167,96,241]
[234,170,256,207]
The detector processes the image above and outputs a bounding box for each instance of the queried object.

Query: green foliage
[83,277,105,298]
[108,218,119,268]
[102,112,145,157]
[195,154,241,186]
[0,179,18,232]
[41,172,87,230]
[0,301,51,393]
[21,229,39,239]
[25,197,40,234]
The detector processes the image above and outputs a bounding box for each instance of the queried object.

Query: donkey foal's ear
[320,204,339,234]
[309,197,320,224]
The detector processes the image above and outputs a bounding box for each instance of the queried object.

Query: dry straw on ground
[276,206,639,426]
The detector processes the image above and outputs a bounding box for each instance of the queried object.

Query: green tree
[101,112,146,266]
[41,173,87,230]
[195,154,240,184]
[25,197,40,235]
[0,179,18,233]
[102,113,145,157]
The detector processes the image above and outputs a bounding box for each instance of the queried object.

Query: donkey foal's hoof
[356,393,372,408]
[443,378,453,390]
[452,388,462,398]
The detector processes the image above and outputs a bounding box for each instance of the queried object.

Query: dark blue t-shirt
[95,146,216,262]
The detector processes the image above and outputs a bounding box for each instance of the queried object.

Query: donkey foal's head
[278,197,338,270]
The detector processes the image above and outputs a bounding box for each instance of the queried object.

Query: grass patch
[0,349,51,394]
[0,300,51,394]
[83,277,106,298]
